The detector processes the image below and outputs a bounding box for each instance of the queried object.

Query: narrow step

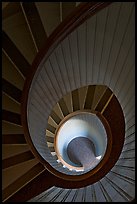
[2,78,22,104]
[2,110,21,126]
[2,134,26,144]
[2,31,31,78]
[21,2,47,51]
[2,150,34,169]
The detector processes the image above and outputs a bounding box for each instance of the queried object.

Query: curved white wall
[56,113,107,167]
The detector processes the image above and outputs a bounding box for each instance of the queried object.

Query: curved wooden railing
[21,0,125,190]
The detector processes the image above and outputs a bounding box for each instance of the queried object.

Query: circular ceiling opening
[54,111,108,172]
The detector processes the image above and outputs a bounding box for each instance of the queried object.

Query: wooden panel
[35,2,60,36]
[2,2,20,20]
[2,163,45,202]
[109,6,135,90]
[2,31,30,78]
[47,124,56,134]
[69,30,81,88]
[84,85,96,109]
[2,151,34,169]
[2,121,23,135]
[92,6,108,83]
[2,92,21,114]
[114,50,134,99]
[95,88,112,112]
[104,3,134,85]
[55,45,71,92]
[45,59,62,99]
[46,136,54,144]
[58,98,69,117]
[2,134,26,144]
[2,51,24,90]
[77,22,86,86]
[48,116,58,128]
[78,86,88,110]
[61,37,75,90]
[63,92,73,113]
[49,146,55,152]
[62,2,76,20]
[2,144,29,159]
[21,2,47,51]
[6,169,55,202]
[2,109,21,126]
[50,111,61,125]
[72,89,80,111]
[86,14,96,84]
[53,104,64,120]
[49,52,66,96]
[2,78,22,103]
[92,85,107,110]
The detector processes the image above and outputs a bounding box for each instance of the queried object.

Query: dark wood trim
[2,109,21,126]
[2,31,30,78]
[2,151,34,169]
[2,78,22,103]
[2,134,26,144]
[5,168,55,202]
[21,2,47,51]
[2,163,45,202]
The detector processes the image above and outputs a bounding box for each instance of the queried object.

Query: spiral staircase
[2,2,135,202]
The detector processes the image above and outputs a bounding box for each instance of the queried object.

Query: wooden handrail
[21,2,122,187]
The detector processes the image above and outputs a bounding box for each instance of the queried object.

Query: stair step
[2,78,22,104]
[2,134,26,144]
[2,31,31,77]
[2,150,34,169]
[2,109,21,126]
[21,2,47,51]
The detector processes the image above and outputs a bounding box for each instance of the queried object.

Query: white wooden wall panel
[61,38,76,91]
[44,62,61,99]
[114,44,135,96]
[98,2,122,84]
[64,189,77,202]
[54,189,69,202]
[36,73,55,107]
[40,66,59,102]
[121,150,135,158]
[32,87,52,111]
[106,173,135,198]
[74,188,84,202]
[110,9,135,90]
[86,15,96,85]
[104,3,133,86]
[92,7,108,84]
[84,185,93,202]
[94,183,106,202]
[69,30,81,88]
[55,45,71,93]
[111,167,135,181]
[77,23,86,87]
[50,48,69,94]
[45,60,63,99]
